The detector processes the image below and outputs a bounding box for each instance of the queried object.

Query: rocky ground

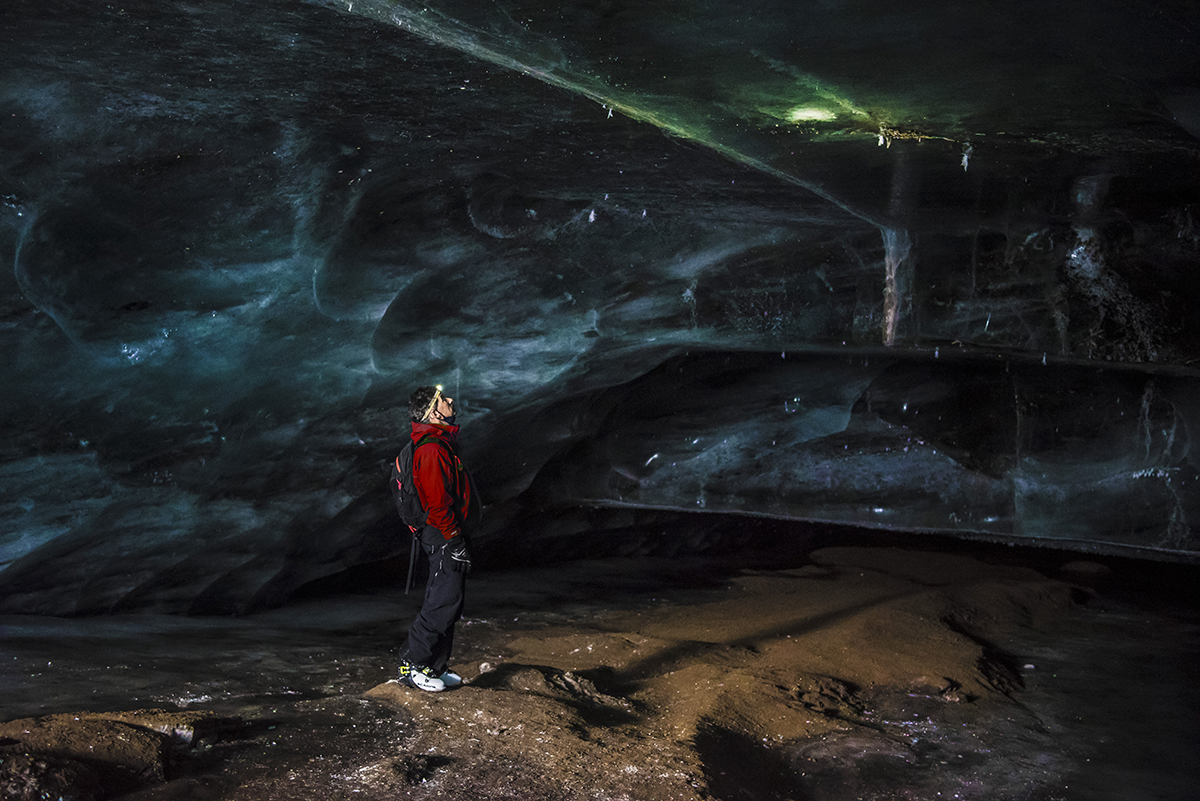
[3,541,1188,800]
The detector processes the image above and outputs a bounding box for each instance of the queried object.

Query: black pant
[399,526,466,674]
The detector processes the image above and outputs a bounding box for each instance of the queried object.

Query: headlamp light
[422,385,444,422]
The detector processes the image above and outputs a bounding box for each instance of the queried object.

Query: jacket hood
[411,420,459,444]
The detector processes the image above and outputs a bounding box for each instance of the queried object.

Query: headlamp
[422,385,444,422]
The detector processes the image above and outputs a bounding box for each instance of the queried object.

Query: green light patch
[786,106,837,123]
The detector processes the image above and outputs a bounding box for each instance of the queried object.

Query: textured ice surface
[1,0,1198,613]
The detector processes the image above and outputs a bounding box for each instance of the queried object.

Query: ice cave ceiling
[2,0,1199,615]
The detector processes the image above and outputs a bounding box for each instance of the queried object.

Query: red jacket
[411,421,479,540]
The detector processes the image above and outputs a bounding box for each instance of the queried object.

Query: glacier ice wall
[1,0,1198,614]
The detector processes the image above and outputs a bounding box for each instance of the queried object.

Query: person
[395,385,480,692]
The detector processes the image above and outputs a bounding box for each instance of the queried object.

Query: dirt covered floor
[361,546,1082,801]
[2,540,1135,801]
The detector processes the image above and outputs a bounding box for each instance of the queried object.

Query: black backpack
[390,434,442,529]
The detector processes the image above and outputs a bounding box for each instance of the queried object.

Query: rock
[0,709,243,799]
[0,752,103,801]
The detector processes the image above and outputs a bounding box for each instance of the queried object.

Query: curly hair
[408,385,440,422]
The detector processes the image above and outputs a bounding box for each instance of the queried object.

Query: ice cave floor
[2,533,1198,801]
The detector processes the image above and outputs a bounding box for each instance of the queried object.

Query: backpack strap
[410,435,446,471]
[398,435,446,472]
[414,434,443,451]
